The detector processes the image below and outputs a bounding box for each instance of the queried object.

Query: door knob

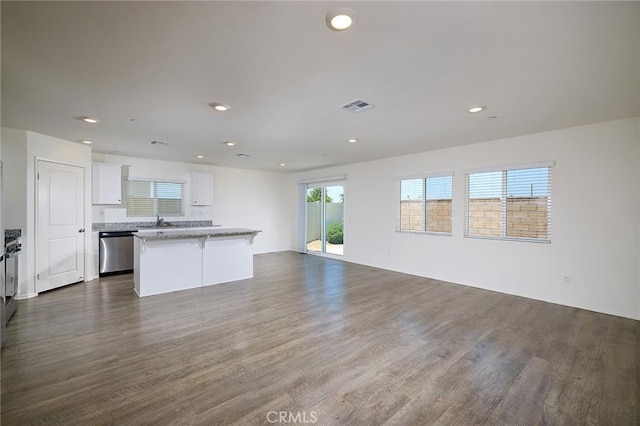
[78,228,85,233]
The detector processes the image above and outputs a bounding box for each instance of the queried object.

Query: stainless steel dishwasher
[99,231,134,276]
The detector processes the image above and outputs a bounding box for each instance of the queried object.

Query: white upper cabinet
[190,172,213,206]
[92,163,122,205]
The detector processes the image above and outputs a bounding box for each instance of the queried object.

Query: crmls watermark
[266,411,318,424]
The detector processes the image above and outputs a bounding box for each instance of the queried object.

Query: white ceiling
[2,1,639,172]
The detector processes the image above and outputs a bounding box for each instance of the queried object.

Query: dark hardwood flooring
[1,251,638,425]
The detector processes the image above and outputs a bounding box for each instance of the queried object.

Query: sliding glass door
[306,183,344,256]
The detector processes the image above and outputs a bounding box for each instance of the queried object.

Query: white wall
[1,128,92,298]
[93,153,292,255]
[291,117,640,320]
[1,129,29,299]
[1,129,27,231]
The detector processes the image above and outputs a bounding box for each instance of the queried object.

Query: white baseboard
[15,292,37,300]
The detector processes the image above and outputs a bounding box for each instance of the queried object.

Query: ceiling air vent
[339,99,376,113]
[149,140,169,146]
[236,153,251,158]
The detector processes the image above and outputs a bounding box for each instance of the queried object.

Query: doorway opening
[306,183,344,256]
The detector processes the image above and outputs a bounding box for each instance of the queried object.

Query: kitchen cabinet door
[92,163,122,205]
[190,172,213,206]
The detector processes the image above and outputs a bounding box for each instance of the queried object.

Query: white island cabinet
[133,228,260,297]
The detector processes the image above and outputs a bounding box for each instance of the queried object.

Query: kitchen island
[133,228,261,297]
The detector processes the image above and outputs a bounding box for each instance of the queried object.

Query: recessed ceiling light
[210,103,230,112]
[468,105,486,113]
[80,116,100,123]
[326,8,356,31]
[279,163,286,167]
[196,155,204,159]
[347,138,358,143]
[223,141,236,146]
[81,140,92,145]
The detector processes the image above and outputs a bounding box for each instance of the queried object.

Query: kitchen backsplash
[93,206,212,224]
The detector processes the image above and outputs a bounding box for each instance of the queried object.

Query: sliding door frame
[303,179,345,258]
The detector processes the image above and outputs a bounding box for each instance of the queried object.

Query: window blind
[465,166,551,242]
[397,174,453,234]
[126,180,184,217]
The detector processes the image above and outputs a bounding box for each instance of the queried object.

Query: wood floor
[1,252,638,425]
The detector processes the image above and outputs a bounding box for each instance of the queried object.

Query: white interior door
[37,161,85,292]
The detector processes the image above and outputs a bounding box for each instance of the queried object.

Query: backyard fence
[399,196,549,238]
[400,199,452,233]
[306,202,344,242]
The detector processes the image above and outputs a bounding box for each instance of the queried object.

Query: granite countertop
[5,229,22,244]
[134,228,261,241]
[93,221,218,232]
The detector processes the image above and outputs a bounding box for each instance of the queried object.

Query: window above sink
[126,180,185,217]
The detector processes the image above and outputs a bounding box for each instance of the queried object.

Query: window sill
[464,235,551,244]
[396,231,452,237]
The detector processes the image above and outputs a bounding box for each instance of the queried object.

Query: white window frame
[125,178,185,217]
[396,172,454,236]
[464,161,554,243]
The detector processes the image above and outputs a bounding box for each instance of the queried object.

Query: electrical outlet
[563,275,571,284]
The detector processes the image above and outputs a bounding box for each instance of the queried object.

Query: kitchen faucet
[156,215,164,226]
